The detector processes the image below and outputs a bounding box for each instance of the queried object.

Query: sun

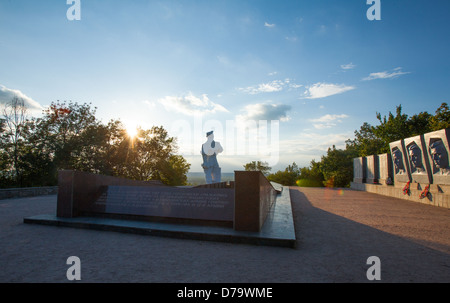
[125,124,139,139]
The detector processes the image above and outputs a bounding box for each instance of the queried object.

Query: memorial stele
[351,128,450,208]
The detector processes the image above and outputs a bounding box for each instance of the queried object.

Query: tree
[1,97,29,186]
[372,104,411,152]
[0,118,8,173]
[32,101,101,172]
[116,126,174,181]
[243,160,271,175]
[319,145,358,188]
[346,122,385,156]
[408,111,433,135]
[267,162,300,186]
[104,125,190,186]
[2,100,191,187]
[297,159,324,187]
[13,127,56,187]
[157,155,191,186]
[430,102,450,131]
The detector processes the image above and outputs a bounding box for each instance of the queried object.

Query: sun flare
[125,125,139,139]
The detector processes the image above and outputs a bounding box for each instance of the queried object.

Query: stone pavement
[0,187,449,283]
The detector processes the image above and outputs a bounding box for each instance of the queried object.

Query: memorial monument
[351,128,450,208]
[24,170,296,247]
[201,131,223,184]
[24,128,296,247]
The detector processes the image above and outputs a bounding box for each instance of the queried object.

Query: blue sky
[1,0,450,172]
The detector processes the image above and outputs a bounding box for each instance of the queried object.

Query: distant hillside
[187,172,234,185]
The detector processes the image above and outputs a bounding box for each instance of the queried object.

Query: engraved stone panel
[87,186,234,223]
[389,140,411,183]
[424,128,450,185]
[404,135,432,184]
[57,170,165,218]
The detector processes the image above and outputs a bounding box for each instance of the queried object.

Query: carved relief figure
[201,131,223,184]
[392,147,405,175]
[429,139,450,175]
[407,142,425,174]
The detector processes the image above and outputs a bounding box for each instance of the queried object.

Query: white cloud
[239,79,302,95]
[236,102,291,122]
[289,83,303,89]
[142,100,156,108]
[302,82,355,99]
[264,22,275,28]
[0,85,43,112]
[158,92,228,116]
[239,80,283,94]
[309,114,349,129]
[281,131,353,155]
[341,63,356,70]
[362,67,411,81]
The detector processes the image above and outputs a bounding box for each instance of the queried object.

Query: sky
[1,0,450,173]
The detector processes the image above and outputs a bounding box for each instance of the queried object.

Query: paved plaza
[0,187,449,283]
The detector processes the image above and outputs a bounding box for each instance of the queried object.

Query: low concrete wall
[0,186,58,200]
[350,182,449,208]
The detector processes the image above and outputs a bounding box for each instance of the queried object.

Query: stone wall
[234,171,278,232]
[351,128,450,208]
[0,186,58,200]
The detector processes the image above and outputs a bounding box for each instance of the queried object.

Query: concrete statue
[201,131,223,184]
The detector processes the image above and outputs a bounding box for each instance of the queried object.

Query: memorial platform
[24,184,296,248]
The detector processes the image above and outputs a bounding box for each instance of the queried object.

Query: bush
[296,178,323,187]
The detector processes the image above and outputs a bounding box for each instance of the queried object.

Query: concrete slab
[24,186,296,248]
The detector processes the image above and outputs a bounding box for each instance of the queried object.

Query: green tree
[372,104,410,153]
[11,101,191,187]
[107,125,190,186]
[157,155,191,186]
[408,111,433,135]
[346,122,385,156]
[297,159,324,187]
[243,160,271,175]
[319,145,357,188]
[267,162,300,186]
[430,102,450,131]
[32,101,101,171]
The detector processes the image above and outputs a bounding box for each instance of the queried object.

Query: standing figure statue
[201,131,223,184]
